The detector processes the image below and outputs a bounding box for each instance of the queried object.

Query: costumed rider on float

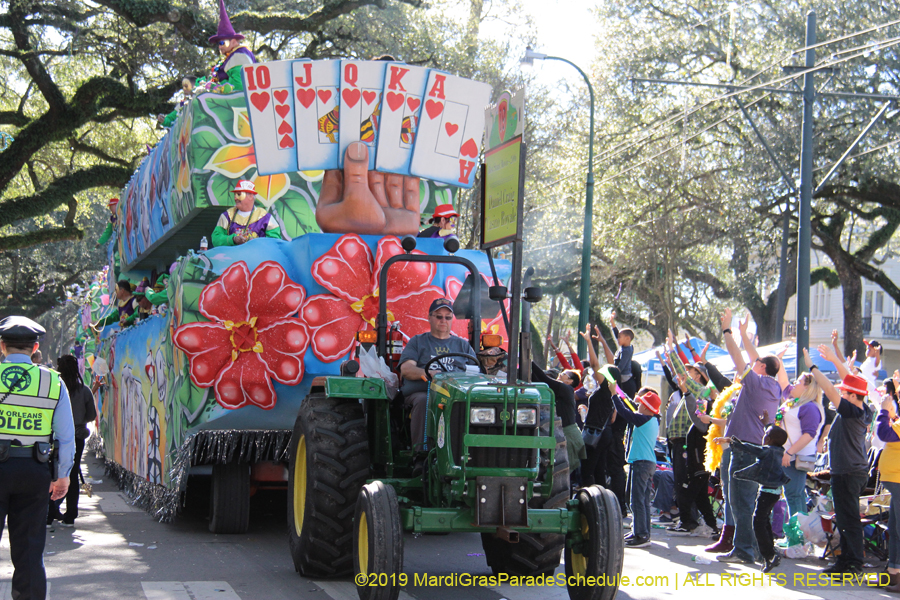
[91,280,139,330]
[398,298,476,474]
[205,0,257,93]
[212,180,281,247]
[417,204,459,239]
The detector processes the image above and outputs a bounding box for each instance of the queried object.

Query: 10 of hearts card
[241,59,493,188]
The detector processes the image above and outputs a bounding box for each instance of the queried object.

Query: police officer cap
[0,316,46,343]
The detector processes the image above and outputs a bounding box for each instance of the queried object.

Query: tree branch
[0,164,132,228]
[0,226,84,251]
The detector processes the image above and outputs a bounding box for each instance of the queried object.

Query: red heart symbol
[275,104,290,119]
[318,89,332,104]
[460,138,478,158]
[386,92,404,112]
[274,89,289,105]
[250,92,270,112]
[342,88,360,108]
[280,134,295,149]
[278,120,294,135]
[296,88,315,109]
[444,123,459,138]
[407,97,421,112]
[425,99,443,119]
[363,91,378,105]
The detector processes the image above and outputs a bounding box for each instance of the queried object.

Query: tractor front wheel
[564,485,624,600]
[353,481,404,600]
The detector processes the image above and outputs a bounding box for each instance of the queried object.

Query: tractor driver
[399,298,476,459]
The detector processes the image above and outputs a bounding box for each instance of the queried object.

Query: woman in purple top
[775,367,825,516]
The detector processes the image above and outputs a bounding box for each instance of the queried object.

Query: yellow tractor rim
[570,515,589,575]
[293,435,307,534]
[357,511,369,577]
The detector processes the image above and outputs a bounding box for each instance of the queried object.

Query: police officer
[0,316,75,600]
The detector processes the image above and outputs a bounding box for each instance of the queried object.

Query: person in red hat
[805,346,874,579]
[417,203,459,239]
[211,179,281,246]
[608,386,661,548]
[207,0,257,93]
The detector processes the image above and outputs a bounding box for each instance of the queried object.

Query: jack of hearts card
[409,70,492,188]
[242,60,297,176]
[292,59,341,171]
[338,60,386,170]
[374,63,430,176]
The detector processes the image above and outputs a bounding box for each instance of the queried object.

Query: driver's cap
[429,298,453,314]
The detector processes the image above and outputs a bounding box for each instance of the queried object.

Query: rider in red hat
[211,179,281,246]
[417,203,459,239]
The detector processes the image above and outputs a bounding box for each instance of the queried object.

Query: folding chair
[821,514,839,560]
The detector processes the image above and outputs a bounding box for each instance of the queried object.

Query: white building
[782,252,900,373]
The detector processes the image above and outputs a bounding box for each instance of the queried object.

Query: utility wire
[527,20,900,197]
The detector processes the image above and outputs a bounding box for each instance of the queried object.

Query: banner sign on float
[481,134,524,249]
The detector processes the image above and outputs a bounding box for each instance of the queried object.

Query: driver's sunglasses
[431,314,453,321]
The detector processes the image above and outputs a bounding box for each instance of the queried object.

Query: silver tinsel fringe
[104,429,293,523]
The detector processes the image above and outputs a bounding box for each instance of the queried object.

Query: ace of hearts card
[409,70,492,188]
[374,63,430,176]
[338,60,386,170]
[242,60,297,175]
[292,59,341,171]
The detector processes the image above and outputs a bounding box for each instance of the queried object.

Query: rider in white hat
[211,179,282,246]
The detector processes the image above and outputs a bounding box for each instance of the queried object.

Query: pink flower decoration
[173,261,308,410]
[301,234,445,362]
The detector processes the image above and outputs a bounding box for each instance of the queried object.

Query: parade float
[90,53,512,527]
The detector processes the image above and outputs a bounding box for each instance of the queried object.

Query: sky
[500,0,598,92]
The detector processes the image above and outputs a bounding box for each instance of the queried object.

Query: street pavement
[0,454,894,599]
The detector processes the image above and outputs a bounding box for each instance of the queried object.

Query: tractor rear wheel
[481,412,569,576]
[564,485,624,600]
[353,481,404,600]
[208,462,250,534]
[287,393,370,577]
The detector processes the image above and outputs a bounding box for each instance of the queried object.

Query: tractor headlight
[515,408,537,426]
[470,407,496,425]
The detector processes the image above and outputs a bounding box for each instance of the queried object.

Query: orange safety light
[356,330,377,344]
[481,334,503,348]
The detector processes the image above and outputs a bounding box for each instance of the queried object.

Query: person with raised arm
[804,346,872,579]
[714,309,782,565]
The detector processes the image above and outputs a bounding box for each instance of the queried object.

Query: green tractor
[287,236,624,600]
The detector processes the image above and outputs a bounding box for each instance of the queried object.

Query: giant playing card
[338,60,386,170]
[409,71,492,188]
[375,63,429,176]
[242,60,297,175]
[292,59,341,171]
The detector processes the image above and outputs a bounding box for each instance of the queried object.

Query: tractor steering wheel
[423,352,482,381]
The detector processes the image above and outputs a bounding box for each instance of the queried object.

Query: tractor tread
[288,393,370,578]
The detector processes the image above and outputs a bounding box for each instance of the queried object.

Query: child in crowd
[609,311,636,397]
[717,425,790,573]
[611,386,662,548]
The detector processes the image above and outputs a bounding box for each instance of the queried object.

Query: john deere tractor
[287,236,624,600]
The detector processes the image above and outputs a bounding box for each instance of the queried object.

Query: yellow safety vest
[0,362,61,447]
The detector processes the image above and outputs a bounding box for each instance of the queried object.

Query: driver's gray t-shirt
[399,333,476,395]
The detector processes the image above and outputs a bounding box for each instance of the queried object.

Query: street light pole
[522,48,595,357]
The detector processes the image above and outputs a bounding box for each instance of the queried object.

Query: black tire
[481,412,569,576]
[353,481,403,600]
[287,393,370,577]
[208,462,250,534]
[564,485,624,600]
